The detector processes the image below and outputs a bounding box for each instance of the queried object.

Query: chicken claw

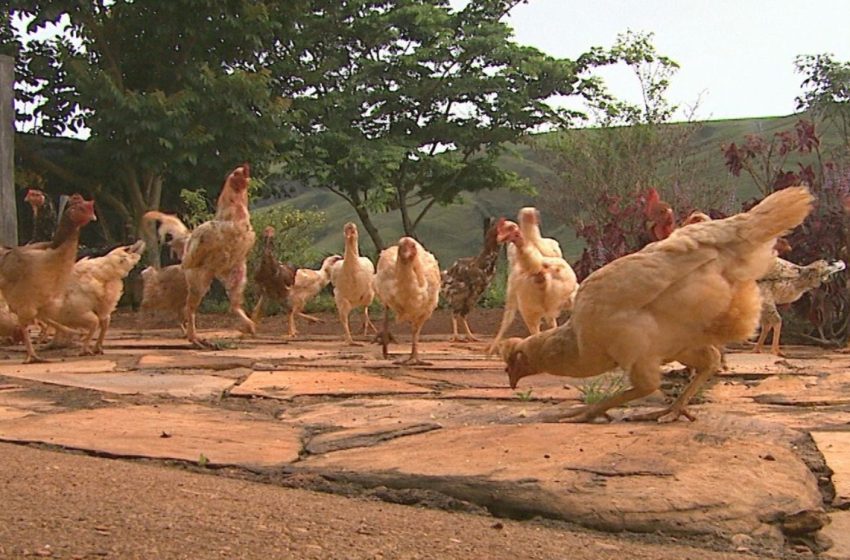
[626,406,696,423]
[393,357,432,367]
[522,405,613,424]
[24,355,49,364]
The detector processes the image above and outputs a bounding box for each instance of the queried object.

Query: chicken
[488,219,577,352]
[645,188,676,241]
[374,237,441,365]
[755,258,845,355]
[493,207,567,349]
[0,195,97,362]
[142,164,256,347]
[251,226,298,326]
[441,218,503,342]
[329,222,377,344]
[140,264,189,332]
[0,293,24,344]
[508,207,563,262]
[47,241,146,354]
[24,188,58,244]
[286,255,342,337]
[499,186,813,423]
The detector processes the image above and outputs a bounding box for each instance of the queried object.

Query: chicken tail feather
[741,186,813,243]
[141,211,191,260]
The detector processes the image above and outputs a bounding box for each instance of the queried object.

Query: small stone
[491,522,504,530]
[781,510,829,536]
[730,533,753,548]
[762,453,776,461]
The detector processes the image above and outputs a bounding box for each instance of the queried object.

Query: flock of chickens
[0,164,844,423]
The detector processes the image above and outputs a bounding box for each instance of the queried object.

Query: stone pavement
[1,325,849,557]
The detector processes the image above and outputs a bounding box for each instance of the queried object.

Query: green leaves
[278,0,588,248]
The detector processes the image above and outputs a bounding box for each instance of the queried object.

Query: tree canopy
[8,0,297,244]
[268,0,603,250]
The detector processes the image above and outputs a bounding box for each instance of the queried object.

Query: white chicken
[374,237,441,365]
[48,241,146,354]
[492,207,567,352]
[330,222,377,344]
[488,220,577,353]
[286,255,342,337]
[507,207,563,263]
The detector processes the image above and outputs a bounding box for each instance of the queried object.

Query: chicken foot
[395,321,431,366]
[450,314,480,343]
[526,359,663,423]
[21,326,47,364]
[626,345,721,423]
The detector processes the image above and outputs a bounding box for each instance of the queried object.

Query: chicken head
[24,189,46,209]
[65,196,97,225]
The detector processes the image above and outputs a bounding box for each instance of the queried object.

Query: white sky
[499,0,850,121]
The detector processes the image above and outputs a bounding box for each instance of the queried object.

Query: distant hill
[259,111,841,267]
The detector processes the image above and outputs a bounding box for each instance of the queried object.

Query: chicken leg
[533,359,662,423]
[627,345,721,423]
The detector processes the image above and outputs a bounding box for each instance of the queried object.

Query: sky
[495,0,850,122]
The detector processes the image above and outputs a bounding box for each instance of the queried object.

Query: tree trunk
[354,204,385,254]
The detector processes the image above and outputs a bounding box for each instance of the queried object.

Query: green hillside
[262,111,840,268]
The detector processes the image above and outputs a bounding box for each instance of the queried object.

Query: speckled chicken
[251,226,298,325]
[441,218,503,342]
[24,188,58,244]
[756,258,845,355]
[142,164,256,347]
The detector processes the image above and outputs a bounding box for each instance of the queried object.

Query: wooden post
[0,54,16,246]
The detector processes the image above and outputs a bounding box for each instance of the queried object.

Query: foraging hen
[500,186,813,423]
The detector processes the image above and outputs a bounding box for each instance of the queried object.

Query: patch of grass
[578,373,626,405]
[198,453,209,468]
[207,338,239,350]
[515,388,534,401]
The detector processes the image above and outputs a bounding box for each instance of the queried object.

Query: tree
[9,1,297,245]
[532,31,730,277]
[796,53,850,152]
[273,0,596,251]
[724,119,850,344]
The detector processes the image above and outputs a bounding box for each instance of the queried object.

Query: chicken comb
[644,188,662,217]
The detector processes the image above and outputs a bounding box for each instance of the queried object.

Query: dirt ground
[0,307,848,559]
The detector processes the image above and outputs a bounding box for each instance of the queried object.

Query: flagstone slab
[301,421,822,546]
[231,370,432,400]
[0,387,56,420]
[811,431,850,507]
[0,404,301,467]
[0,369,235,398]
[281,397,523,429]
[306,422,442,454]
[211,347,333,361]
[708,371,850,407]
[719,353,808,377]
[821,511,850,559]
[136,353,254,370]
[442,386,582,401]
[397,370,514,389]
[0,359,117,378]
